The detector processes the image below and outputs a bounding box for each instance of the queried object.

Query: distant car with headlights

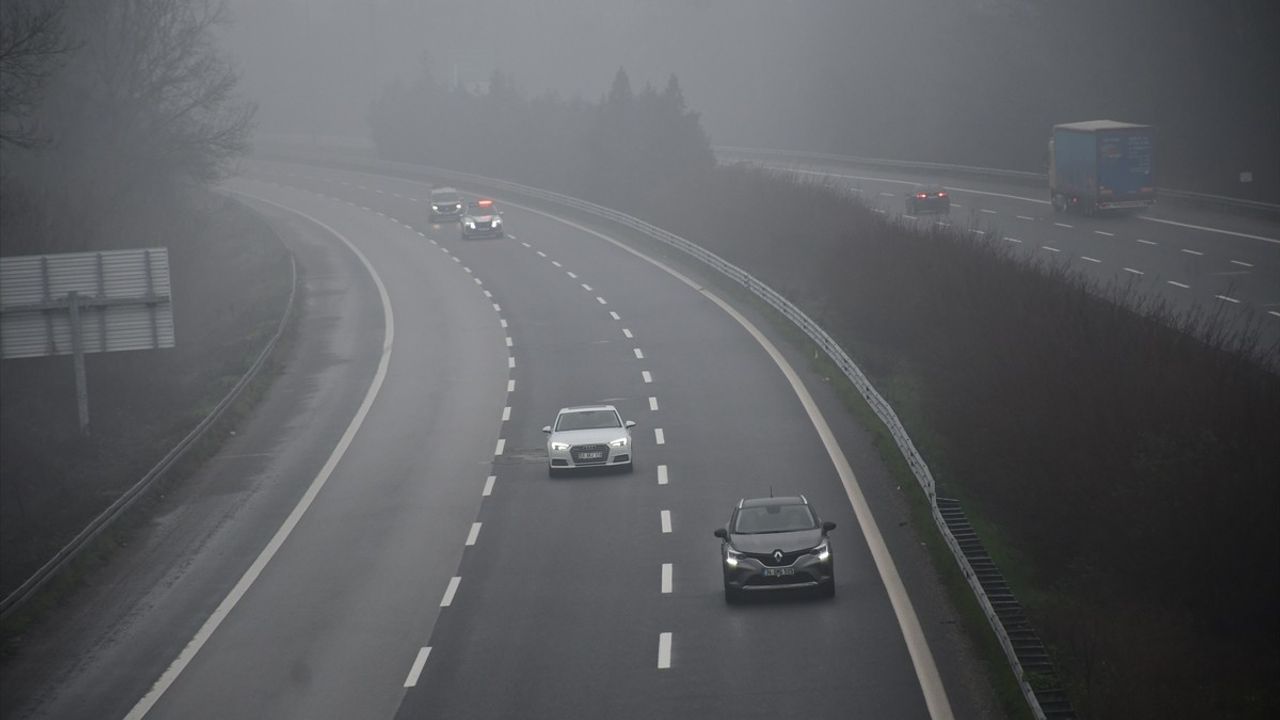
[713,495,836,603]
[429,187,464,222]
[460,198,504,239]
[905,184,950,215]
[542,404,635,475]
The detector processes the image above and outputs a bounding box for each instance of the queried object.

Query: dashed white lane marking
[1138,215,1280,245]
[500,318,508,328]
[507,379,515,392]
[1231,259,1254,268]
[463,266,472,273]
[1168,281,1191,289]
[139,191,402,720]
[1123,267,1144,275]
[654,428,665,445]
[376,212,386,218]
[1180,248,1204,256]
[403,647,431,688]
[1054,222,1074,229]
[1137,238,1157,246]
[661,564,673,594]
[482,475,496,497]
[634,348,645,359]
[878,192,895,198]
[567,271,578,279]
[465,523,482,546]
[507,356,515,369]
[642,370,653,383]
[873,208,886,214]
[536,250,547,257]
[505,336,513,347]
[1094,230,1115,237]
[440,577,461,607]
[649,397,659,411]
[520,241,531,248]
[581,283,593,291]
[494,439,506,455]
[657,465,668,485]
[622,328,634,338]
[474,278,483,286]
[492,303,501,312]
[375,189,384,194]
[1216,295,1241,304]
[1016,215,1034,221]
[610,311,621,320]
[1004,237,1022,244]
[980,208,997,214]
[360,206,371,211]
[417,231,426,238]
[660,510,672,533]
[657,632,672,669]
[971,229,986,235]
[934,221,949,227]
[903,214,917,220]
[502,406,511,421]
[1269,310,1280,318]
[1041,246,1060,253]
[597,297,608,305]
[451,257,461,264]
[1081,256,1101,263]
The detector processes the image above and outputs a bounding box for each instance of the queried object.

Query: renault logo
[773,550,784,563]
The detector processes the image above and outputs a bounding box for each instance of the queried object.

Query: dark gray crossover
[428,186,463,222]
[714,495,836,603]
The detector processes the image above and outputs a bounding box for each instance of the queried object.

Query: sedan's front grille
[570,444,609,465]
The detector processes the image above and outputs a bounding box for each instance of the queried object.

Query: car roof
[557,404,618,414]
[738,495,808,509]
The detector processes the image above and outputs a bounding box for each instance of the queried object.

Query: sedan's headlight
[811,540,831,562]
[725,547,744,567]
[608,436,628,448]
[550,441,570,451]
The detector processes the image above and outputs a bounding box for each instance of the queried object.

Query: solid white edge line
[661,563,673,594]
[450,192,957,718]
[403,647,432,688]
[440,576,461,607]
[657,465,668,485]
[465,523,482,546]
[126,190,398,720]
[483,475,496,497]
[660,510,672,533]
[657,632,672,669]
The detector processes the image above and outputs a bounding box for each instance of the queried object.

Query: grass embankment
[615,166,1280,719]
[0,193,293,606]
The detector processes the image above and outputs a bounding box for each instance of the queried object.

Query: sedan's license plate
[579,451,604,460]
[763,567,796,577]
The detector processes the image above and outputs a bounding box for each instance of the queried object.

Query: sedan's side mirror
[713,528,728,539]
[541,426,552,433]
[822,521,837,533]
[624,420,636,429]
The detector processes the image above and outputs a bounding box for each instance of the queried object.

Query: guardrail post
[67,291,91,436]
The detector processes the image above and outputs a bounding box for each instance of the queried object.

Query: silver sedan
[542,404,635,475]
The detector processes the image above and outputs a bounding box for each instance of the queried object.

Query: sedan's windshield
[555,410,622,431]
[733,504,817,534]
[431,194,459,205]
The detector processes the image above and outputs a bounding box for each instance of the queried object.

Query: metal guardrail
[0,249,298,621]
[268,147,1053,719]
[714,144,1280,216]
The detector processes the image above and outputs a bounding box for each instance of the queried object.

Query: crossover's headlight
[492,216,502,225]
[550,441,570,451]
[608,436,628,448]
[725,547,744,567]
[464,220,476,228]
[811,540,830,562]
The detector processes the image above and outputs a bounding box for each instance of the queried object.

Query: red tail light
[916,193,927,199]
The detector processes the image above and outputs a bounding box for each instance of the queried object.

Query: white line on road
[610,311,621,320]
[1138,215,1280,245]
[502,406,511,421]
[440,577,461,607]
[567,271,577,278]
[980,208,997,214]
[508,356,515,369]
[552,260,562,267]
[879,192,895,197]
[1081,256,1101,263]
[1216,295,1241,304]
[536,250,546,257]
[581,283,593,291]
[661,564,673,594]
[463,266,472,273]
[520,241,531,247]
[622,328,633,338]
[1004,237,1022,244]
[1168,281,1191,289]
[500,318,507,328]
[649,396,659,411]
[483,475,496,496]
[642,370,653,383]
[465,523,482,546]
[1180,248,1204,256]
[1041,246,1060,253]
[660,510,672,533]
[1123,267,1145,275]
[493,303,501,312]
[1269,311,1280,318]
[1054,222,1074,228]
[505,336,513,347]
[597,297,608,305]
[655,428,665,445]
[403,647,431,688]
[1016,215,1034,221]
[1094,230,1115,237]
[971,229,986,235]
[494,439,505,456]
[634,348,645,359]
[658,632,672,669]
[474,278,483,285]
[132,191,403,720]
[1137,238,1157,246]
[1231,259,1254,268]
[657,465,668,485]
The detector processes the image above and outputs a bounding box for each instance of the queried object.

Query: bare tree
[0,0,72,147]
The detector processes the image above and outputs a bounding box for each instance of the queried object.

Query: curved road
[3,160,1005,719]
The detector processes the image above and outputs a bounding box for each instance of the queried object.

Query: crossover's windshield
[733,504,818,534]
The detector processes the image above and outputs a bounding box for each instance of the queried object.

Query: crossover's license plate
[579,451,604,460]
[763,567,796,577]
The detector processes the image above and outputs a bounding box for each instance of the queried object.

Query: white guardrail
[280,149,1051,720]
[714,145,1280,216]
